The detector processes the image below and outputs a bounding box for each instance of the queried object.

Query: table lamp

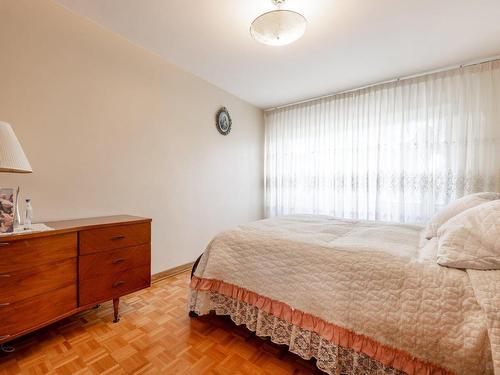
[0,120,32,229]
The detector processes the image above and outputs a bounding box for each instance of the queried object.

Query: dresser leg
[113,298,120,323]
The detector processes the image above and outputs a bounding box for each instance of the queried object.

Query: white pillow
[417,237,438,262]
[437,200,500,270]
[424,192,499,239]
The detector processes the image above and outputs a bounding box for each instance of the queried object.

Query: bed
[188,215,498,375]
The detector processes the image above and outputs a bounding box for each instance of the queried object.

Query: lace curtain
[265,61,500,223]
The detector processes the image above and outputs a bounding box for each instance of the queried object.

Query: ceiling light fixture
[250,0,307,46]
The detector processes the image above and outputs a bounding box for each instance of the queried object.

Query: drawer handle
[0,303,10,307]
[0,335,10,341]
[0,242,9,247]
[0,274,10,278]
[111,235,125,241]
[112,258,125,265]
[112,280,125,288]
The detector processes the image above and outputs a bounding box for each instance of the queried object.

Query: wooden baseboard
[152,262,194,283]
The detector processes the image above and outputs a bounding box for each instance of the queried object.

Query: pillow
[417,237,438,262]
[424,192,499,239]
[436,200,500,270]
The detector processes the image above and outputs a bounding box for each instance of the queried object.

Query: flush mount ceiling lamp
[250,0,307,46]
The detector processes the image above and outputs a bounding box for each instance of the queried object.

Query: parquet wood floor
[0,271,323,375]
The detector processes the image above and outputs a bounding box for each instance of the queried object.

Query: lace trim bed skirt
[190,289,409,375]
[190,276,453,375]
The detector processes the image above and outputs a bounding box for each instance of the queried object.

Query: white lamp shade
[250,10,307,46]
[0,121,32,173]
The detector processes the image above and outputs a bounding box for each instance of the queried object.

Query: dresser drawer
[0,233,77,273]
[79,223,150,255]
[0,258,76,304]
[79,265,150,306]
[79,244,150,280]
[0,284,77,341]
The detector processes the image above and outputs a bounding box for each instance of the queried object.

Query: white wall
[0,0,264,273]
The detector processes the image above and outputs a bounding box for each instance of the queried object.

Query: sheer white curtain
[265,61,500,223]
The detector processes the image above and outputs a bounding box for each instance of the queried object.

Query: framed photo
[0,188,15,233]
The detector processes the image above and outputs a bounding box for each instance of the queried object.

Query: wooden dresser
[0,215,151,345]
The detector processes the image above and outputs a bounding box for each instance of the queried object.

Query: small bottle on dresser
[24,198,33,230]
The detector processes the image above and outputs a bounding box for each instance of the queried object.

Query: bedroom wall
[0,0,264,273]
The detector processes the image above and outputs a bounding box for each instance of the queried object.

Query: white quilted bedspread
[192,215,497,374]
[467,269,500,374]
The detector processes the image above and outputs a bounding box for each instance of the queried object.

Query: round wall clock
[216,107,232,135]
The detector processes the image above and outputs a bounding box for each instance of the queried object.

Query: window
[265,62,500,223]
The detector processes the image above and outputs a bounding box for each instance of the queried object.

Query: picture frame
[0,187,15,233]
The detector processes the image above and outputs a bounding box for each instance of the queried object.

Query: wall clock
[216,107,232,135]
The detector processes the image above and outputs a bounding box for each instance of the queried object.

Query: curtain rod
[265,55,500,112]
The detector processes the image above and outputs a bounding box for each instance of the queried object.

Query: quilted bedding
[189,215,497,374]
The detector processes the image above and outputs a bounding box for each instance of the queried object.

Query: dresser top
[0,215,151,241]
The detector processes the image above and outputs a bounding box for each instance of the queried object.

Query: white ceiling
[55,0,500,109]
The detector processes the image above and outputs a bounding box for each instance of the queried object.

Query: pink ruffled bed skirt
[190,276,454,375]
